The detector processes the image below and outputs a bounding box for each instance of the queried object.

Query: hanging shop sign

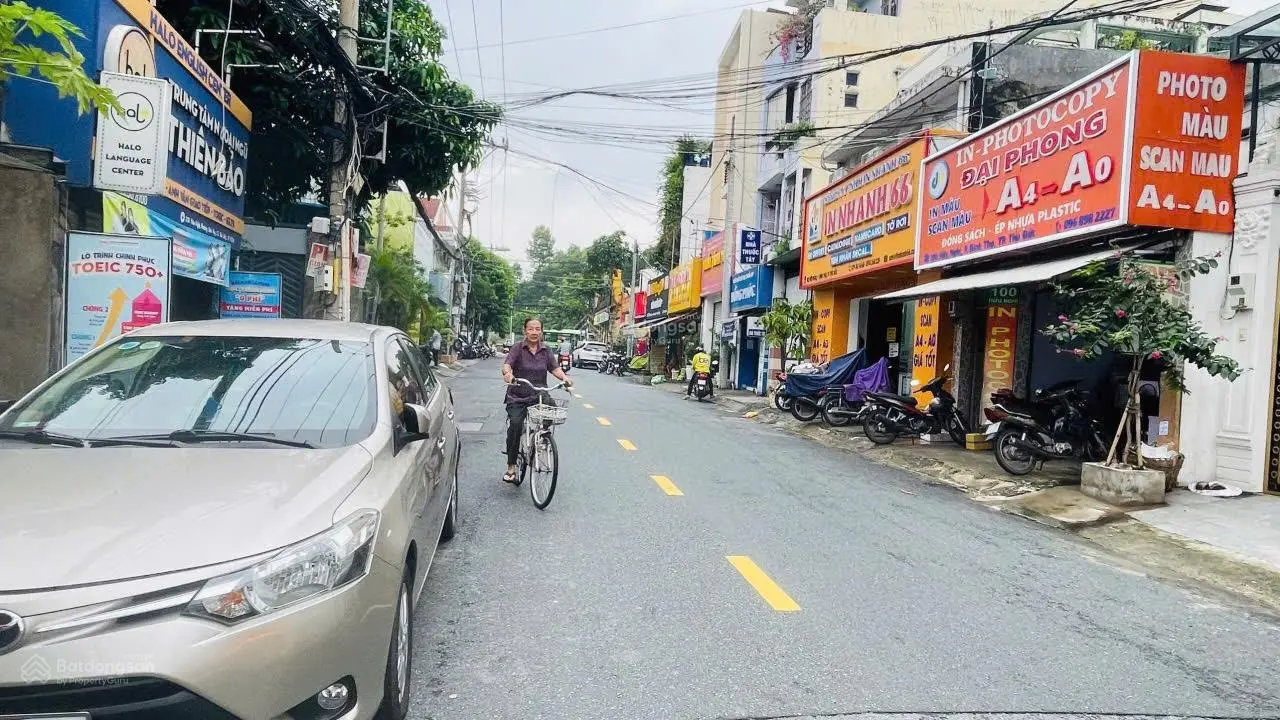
[722,320,737,341]
[612,270,625,306]
[99,0,252,242]
[980,287,1020,417]
[352,253,371,289]
[104,192,230,285]
[646,278,668,320]
[801,135,938,288]
[668,258,703,313]
[633,290,648,320]
[739,227,762,265]
[701,232,725,297]
[65,232,172,364]
[219,271,282,318]
[746,316,765,339]
[93,72,171,195]
[917,50,1244,270]
[729,265,775,314]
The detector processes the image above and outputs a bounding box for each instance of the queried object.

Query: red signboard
[701,232,724,297]
[633,291,647,320]
[916,51,1244,270]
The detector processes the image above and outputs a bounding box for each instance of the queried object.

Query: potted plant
[1043,251,1241,505]
[761,299,813,379]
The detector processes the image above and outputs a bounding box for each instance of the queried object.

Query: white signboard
[64,232,172,364]
[93,72,171,195]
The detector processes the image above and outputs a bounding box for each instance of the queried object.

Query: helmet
[695,346,704,353]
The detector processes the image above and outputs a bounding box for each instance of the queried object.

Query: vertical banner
[912,295,940,398]
[65,232,172,364]
[219,271,282,318]
[352,253,371,289]
[811,289,837,363]
[981,287,1020,417]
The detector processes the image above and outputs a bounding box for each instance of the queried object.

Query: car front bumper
[0,557,402,719]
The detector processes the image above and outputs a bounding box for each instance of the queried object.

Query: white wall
[681,165,713,265]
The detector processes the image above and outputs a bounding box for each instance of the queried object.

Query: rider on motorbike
[685,346,712,399]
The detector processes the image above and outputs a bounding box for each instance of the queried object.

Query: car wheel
[375,575,413,720]
[441,453,459,542]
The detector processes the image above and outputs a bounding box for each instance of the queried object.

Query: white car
[573,341,609,368]
[0,319,460,720]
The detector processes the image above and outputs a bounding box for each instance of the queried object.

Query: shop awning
[648,311,697,329]
[875,246,1130,302]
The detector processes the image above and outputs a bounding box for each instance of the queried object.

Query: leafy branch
[0,1,118,114]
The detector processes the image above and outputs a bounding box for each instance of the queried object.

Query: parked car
[0,319,460,720]
[572,341,609,368]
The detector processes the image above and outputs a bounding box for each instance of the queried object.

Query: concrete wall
[681,165,712,265]
[0,145,67,400]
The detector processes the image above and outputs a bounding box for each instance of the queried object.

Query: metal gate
[235,251,305,319]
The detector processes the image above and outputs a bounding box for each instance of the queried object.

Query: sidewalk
[638,377,1280,614]
[433,358,478,378]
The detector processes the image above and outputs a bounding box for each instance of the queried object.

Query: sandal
[502,470,519,485]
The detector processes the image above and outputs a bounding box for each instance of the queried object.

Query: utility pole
[325,0,359,321]
[720,116,736,389]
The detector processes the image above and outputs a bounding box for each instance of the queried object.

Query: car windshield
[0,335,377,449]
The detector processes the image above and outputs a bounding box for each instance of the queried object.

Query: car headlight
[187,510,380,623]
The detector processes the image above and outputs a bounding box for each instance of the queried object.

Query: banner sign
[980,287,1020,417]
[104,192,230,285]
[306,243,330,278]
[93,72,170,195]
[917,51,1243,270]
[65,232,171,364]
[219,271,282,318]
[729,265,775,313]
[633,291,647,320]
[646,277,668,319]
[802,135,937,288]
[746,315,765,338]
[739,227,761,265]
[700,232,724,297]
[668,258,703,313]
[352,253,371,289]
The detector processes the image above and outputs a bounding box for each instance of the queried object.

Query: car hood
[0,445,373,590]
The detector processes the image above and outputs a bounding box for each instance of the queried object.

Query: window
[881,0,899,15]
[844,92,859,108]
[0,336,378,448]
[846,71,860,87]
[386,339,427,426]
[398,337,438,397]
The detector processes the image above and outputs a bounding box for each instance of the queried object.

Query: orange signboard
[916,51,1244,270]
[810,289,849,364]
[801,136,937,288]
[980,288,1020,416]
[1127,51,1244,233]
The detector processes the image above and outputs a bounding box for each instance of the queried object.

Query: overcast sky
[427,0,1277,269]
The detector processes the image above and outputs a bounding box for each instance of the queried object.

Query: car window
[398,337,438,397]
[385,339,427,427]
[0,336,377,448]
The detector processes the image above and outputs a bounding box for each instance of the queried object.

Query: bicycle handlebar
[508,377,571,393]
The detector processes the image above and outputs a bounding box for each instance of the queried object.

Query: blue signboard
[220,271,283,318]
[739,228,762,265]
[3,0,251,248]
[729,265,774,314]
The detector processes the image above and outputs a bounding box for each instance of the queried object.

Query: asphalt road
[410,359,1280,720]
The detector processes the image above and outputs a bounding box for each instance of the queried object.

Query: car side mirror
[398,403,431,446]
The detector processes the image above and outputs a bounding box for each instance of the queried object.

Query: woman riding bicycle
[502,317,572,484]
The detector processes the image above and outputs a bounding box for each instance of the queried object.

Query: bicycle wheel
[529,430,559,509]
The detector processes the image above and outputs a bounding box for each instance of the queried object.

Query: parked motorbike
[785,351,865,423]
[773,373,793,412]
[558,352,572,374]
[821,358,890,427]
[862,365,967,446]
[987,381,1107,476]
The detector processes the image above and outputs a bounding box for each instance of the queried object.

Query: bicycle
[507,378,571,509]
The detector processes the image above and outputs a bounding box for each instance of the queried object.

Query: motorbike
[558,352,572,374]
[987,382,1107,476]
[785,351,865,423]
[693,370,713,401]
[861,365,968,446]
[821,358,890,427]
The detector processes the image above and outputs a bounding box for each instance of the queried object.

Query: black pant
[431,347,440,366]
[505,403,528,466]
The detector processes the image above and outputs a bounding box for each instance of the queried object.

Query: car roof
[123,319,394,343]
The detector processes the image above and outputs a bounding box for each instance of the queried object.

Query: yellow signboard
[667,258,703,313]
[800,135,934,289]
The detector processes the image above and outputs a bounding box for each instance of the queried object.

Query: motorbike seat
[867,391,917,406]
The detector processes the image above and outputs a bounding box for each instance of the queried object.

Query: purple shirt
[505,341,557,405]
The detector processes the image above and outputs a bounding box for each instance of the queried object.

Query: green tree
[463,237,516,336]
[367,245,434,334]
[586,230,631,277]
[0,2,117,113]
[514,245,602,330]
[157,0,498,219]
[1045,252,1241,466]
[650,136,711,270]
[528,224,556,270]
[760,299,813,361]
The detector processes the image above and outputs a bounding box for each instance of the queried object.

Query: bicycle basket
[528,397,569,425]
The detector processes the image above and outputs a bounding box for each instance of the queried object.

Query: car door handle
[436,436,446,450]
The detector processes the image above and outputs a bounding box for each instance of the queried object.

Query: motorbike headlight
[187,510,380,623]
